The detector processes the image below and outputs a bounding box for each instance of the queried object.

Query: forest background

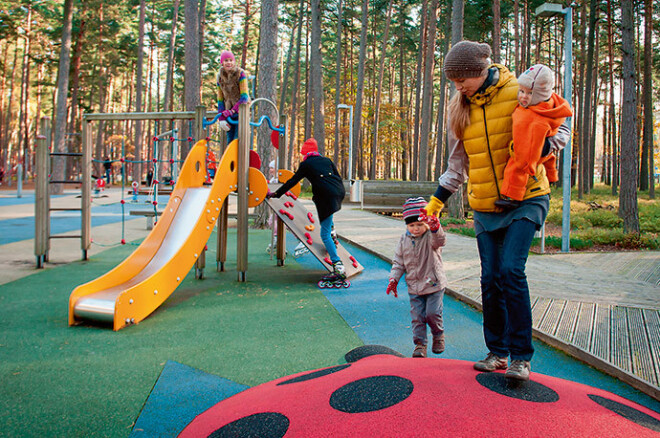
[0,0,658,236]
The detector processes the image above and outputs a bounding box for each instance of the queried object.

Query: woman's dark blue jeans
[476,218,537,361]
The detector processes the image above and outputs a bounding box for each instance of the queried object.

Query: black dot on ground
[588,394,660,432]
[329,375,413,413]
[208,412,289,438]
[344,345,406,363]
[475,373,559,403]
[277,364,351,386]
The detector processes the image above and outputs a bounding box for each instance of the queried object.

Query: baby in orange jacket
[496,64,573,210]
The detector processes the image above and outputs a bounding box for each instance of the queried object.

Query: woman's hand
[424,196,445,217]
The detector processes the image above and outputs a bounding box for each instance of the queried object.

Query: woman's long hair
[448,92,471,140]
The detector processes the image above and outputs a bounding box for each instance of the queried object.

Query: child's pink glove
[418,213,440,232]
[222,109,234,118]
[386,278,398,298]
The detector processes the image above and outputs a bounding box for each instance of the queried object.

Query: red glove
[424,214,440,232]
[386,278,398,298]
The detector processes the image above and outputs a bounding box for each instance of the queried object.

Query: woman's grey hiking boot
[505,360,531,381]
[473,352,508,371]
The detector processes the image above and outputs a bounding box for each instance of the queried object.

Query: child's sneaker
[413,344,427,358]
[432,333,445,354]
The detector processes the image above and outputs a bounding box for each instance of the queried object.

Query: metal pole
[237,103,250,281]
[561,7,573,253]
[276,114,287,266]
[81,117,92,260]
[16,164,22,198]
[348,106,354,180]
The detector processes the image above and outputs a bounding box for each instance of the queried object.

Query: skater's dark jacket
[273,153,345,222]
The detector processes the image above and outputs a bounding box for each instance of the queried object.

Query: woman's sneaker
[505,360,531,381]
[473,352,508,371]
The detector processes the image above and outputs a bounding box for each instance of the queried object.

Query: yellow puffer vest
[462,64,551,212]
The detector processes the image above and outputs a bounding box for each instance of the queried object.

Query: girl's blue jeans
[476,218,537,361]
[320,215,340,263]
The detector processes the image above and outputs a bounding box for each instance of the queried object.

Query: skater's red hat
[300,138,318,156]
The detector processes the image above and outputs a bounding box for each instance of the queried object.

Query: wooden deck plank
[538,299,565,336]
[572,302,595,351]
[611,306,631,372]
[591,304,610,362]
[627,307,658,386]
[555,300,579,343]
[643,308,660,386]
[531,297,552,326]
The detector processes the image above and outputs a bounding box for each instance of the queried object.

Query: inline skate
[318,260,350,289]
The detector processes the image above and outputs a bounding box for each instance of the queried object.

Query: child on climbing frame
[495,64,573,210]
[216,50,250,143]
[266,138,346,278]
[386,197,447,358]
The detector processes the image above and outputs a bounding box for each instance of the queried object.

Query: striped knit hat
[402,197,427,224]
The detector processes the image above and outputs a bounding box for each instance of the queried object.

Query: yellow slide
[69,139,265,331]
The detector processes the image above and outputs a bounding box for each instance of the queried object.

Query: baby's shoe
[494,196,520,210]
[432,333,445,354]
[412,343,427,358]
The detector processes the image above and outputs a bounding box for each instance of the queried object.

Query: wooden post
[276,115,287,266]
[81,116,92,260]
[35,117,50,268]
[194,106,206,279]
[236,103,250,281]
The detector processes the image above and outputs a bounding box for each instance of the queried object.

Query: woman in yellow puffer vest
[424,41,570,382]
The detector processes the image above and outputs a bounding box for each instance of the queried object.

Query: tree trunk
[580,0,598,196]
[492,0,501,63]
[642,0,654,197]
[241,0,251,68]
[51,0,74,194]
[412,0,428,181]
[18,4,32,182]
[310,0,325,150]
[619,0,640,233]
[254,0,279,229]
[514,0,520,74]
[447,0,464,219]
[419,0,437,181]
[287,0,305,169]
[133,0,147,183]
[370,0,394,180]
[66,18,85,180]
[333,0,343,166]
[399,4,408,181]
[607,0,618,195]
[164,0,180,113]
[352,0,369,179]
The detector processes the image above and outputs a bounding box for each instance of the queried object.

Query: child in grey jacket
[386,197,448,358]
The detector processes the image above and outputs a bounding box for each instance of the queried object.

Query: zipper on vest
[481,106,501,197]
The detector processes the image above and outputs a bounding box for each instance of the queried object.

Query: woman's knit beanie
[300,138,318,156]
[443,41,492,80]
[402,197,428,224]
[517,64,554,107]
[220,50,235,63]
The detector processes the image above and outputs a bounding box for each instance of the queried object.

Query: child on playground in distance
[495,64,573,210]
[216,50,250,143]
[267,138,347,280]
[386,197,447,358]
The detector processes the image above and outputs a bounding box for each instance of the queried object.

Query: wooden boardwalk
[331,202,660,401]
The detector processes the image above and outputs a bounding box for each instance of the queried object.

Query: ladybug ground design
[179,347,660,437]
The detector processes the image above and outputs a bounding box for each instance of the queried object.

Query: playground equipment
[67,101,362,330]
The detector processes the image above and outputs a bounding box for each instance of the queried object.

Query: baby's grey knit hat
[517,64,555,106]
[443,41,492,80]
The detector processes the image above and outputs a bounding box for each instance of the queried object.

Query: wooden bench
[129,210,163,230]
